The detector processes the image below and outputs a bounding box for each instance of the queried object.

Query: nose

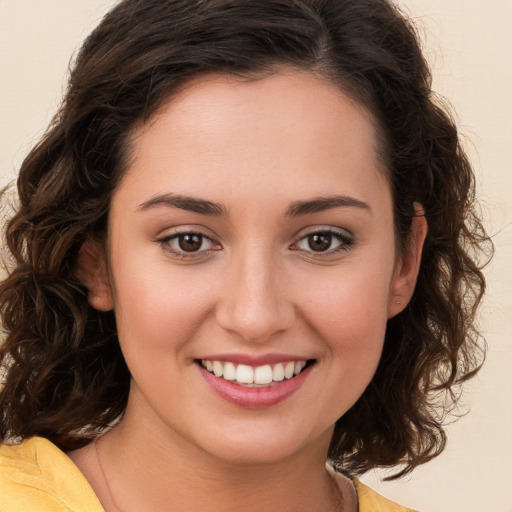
[215,249,295,343]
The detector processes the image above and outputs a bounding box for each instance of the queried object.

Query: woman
[0,1,491,511]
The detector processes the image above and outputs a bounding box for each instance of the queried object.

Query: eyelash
[291,228,355,255]
[157,228,355,259]
[157,231,221,259]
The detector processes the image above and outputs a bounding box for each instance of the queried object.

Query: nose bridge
[216,243,294,342]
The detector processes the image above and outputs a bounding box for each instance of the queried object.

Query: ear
[387,203,427,318]
[76,237,114,311]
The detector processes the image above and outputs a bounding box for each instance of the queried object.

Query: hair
[0,0,492,478]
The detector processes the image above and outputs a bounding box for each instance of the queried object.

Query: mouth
[197,359,315,387]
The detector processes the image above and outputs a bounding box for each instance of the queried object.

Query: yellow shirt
[0,437,418,512]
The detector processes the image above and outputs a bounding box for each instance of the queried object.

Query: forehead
[119,70,389,210]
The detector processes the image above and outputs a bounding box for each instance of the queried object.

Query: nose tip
[215,258,295,343]
[217,302,293,343]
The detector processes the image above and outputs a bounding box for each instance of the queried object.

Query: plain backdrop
[1,2,511,511]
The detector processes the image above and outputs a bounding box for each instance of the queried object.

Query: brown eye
[293,229,354,255]
[178,233,204,252]
[307,233,332,252]
[159,231,221,257]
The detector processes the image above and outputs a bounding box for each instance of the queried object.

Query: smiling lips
[198,358,314,408]
[201,360,308,386]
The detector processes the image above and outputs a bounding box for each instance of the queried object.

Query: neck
[94,394,346,512]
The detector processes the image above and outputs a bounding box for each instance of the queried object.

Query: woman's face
[90,70,422,464]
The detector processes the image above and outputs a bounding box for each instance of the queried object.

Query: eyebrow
[137,193,371,217]
[286,195,371,217]
[137,193,227,215]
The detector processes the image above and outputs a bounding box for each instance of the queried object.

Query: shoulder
[328,466,420,511]
[355,479,420,512]
[0,436,103,512]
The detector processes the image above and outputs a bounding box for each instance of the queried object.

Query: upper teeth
[201,360,307,386]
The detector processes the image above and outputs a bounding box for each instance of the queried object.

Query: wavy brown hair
[0,0,491,477]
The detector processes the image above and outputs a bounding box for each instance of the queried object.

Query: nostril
[214,267,295,343]
[215,303,296,344]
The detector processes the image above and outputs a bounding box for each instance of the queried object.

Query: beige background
[1,1,511,511]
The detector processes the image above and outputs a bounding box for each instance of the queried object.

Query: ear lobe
[388,203,427,318]
[76,238,114,312]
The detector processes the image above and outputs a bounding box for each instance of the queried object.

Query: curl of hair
[1,0,492,475]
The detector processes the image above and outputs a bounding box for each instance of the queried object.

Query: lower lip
[197,363,313,409]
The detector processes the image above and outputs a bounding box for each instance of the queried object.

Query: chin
[191,422,331,467]
[209,441,301,466]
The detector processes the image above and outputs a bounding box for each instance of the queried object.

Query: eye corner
[291,227,356,256]
[157,229,222,260]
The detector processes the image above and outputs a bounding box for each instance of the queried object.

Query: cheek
[298,264,392,371]
[301,260,391,328]
[318,295,387,373]
[111,258,215,355]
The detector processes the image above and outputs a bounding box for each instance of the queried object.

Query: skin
[70,69,427,512]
